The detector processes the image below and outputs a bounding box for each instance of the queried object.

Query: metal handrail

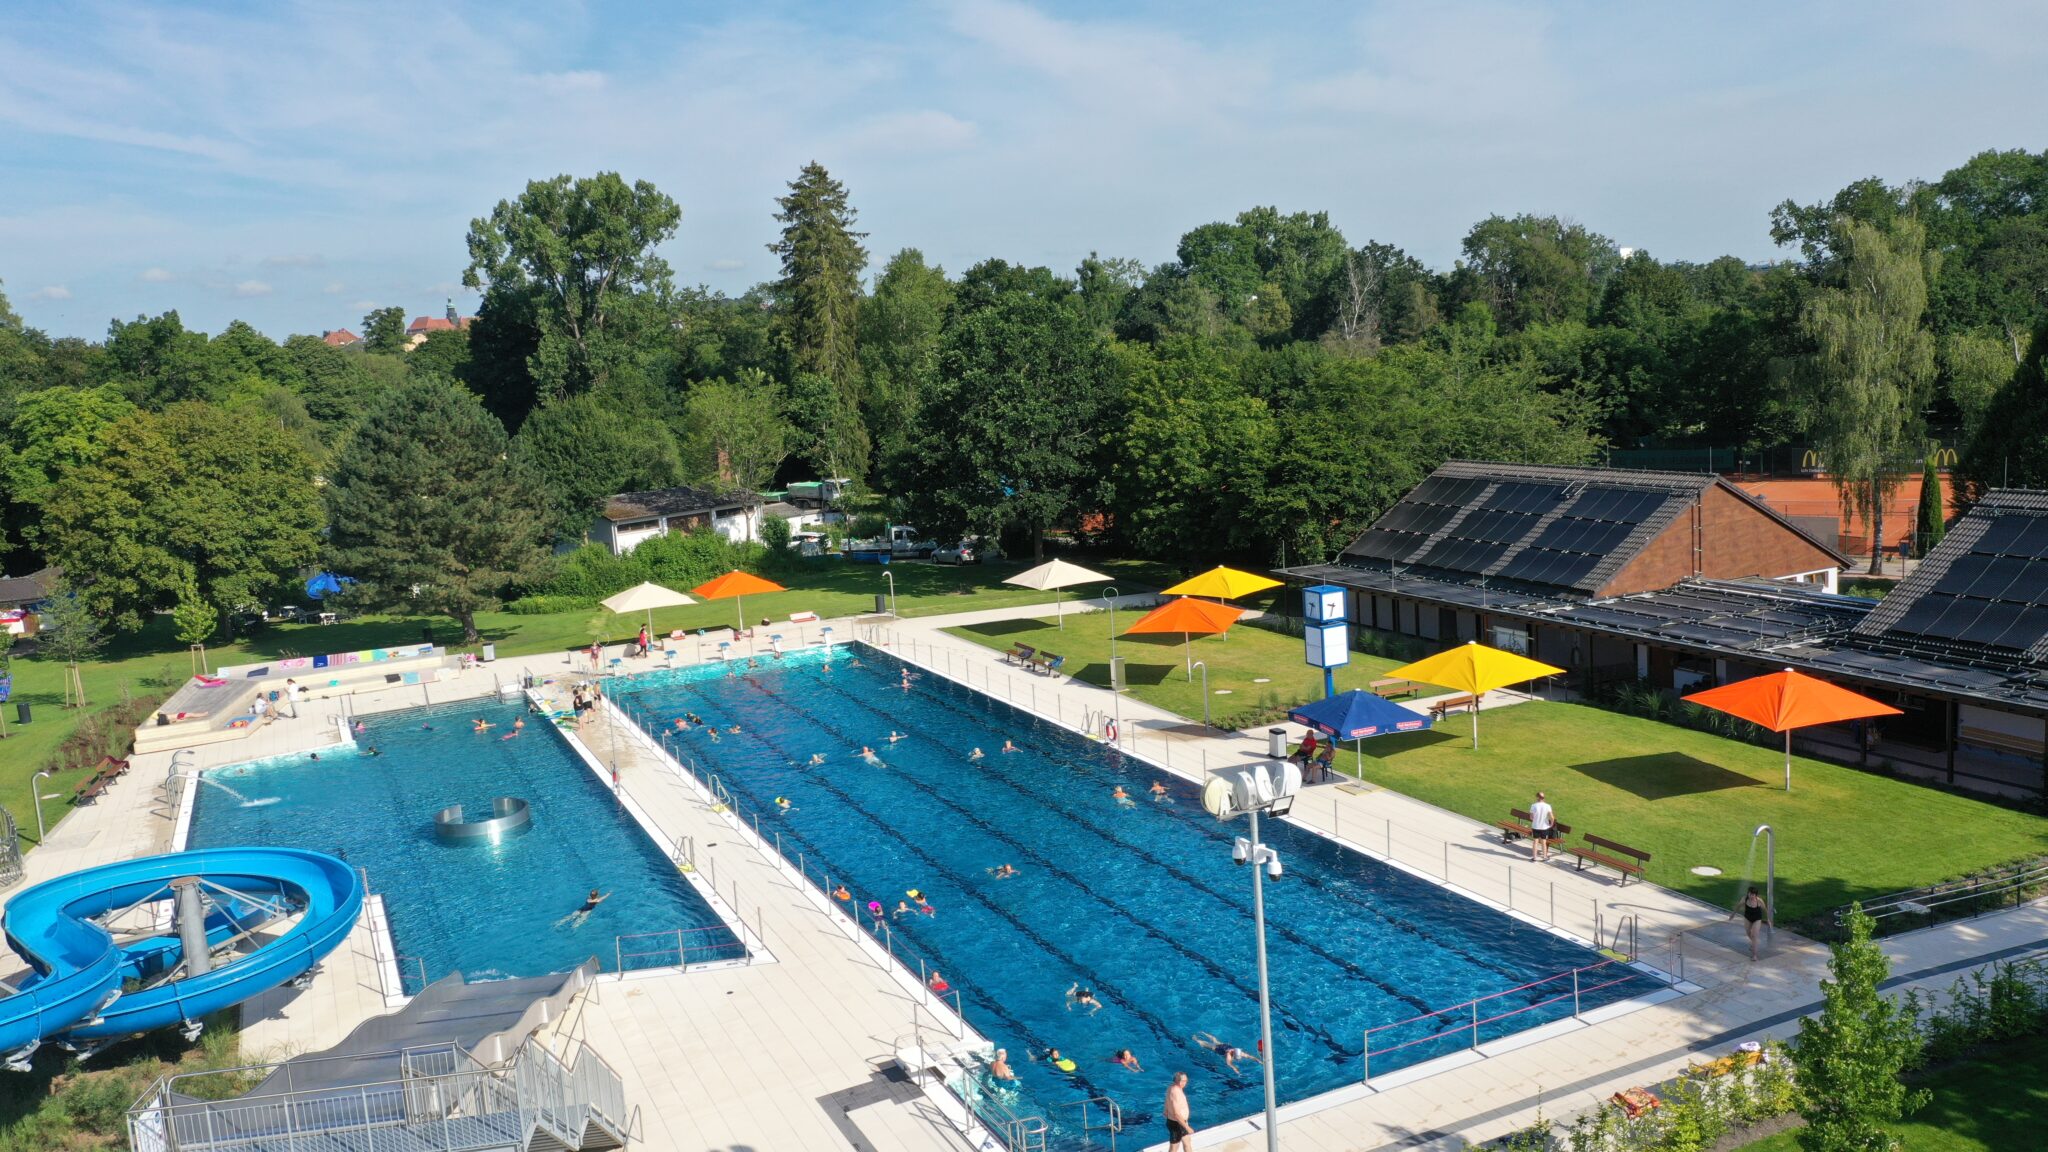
[1847,859,2048,922]
[1360,957,1643,1081]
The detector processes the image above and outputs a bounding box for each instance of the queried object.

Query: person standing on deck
[1164,1071,1193,1151]
[1528,791,1556,862]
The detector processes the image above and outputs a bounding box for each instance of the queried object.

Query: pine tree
[1916,453,1946,556]
[323,379,550,644]
[769,162,869,477]
[1792,904,1927,1152]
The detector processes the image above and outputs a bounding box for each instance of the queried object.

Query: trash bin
[15,703,29,725]
[1110,657,1126,691]
[481,643,497,662]
[1268,727,1287,758]
[875,594,888,614]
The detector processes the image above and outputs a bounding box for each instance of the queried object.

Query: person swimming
[727,724,742,734]
[554,889,607,928]
[686,712,704,726]
[988,864,1019,879]
[887,731,908,743]
[775,796,794,814]
[1111,1049,1143,1072]
[807,753,827,766]
[989,1049,1015,1081]
[832,884,851,902]
[1002,740,1019,753]
[1066,984,1102,1014]
[362,746,382,757]
[673,717,690,730]
[1192,1032,1260,1074]
[1149,780,1169,802]
[894,901,914,919]
[928,971,951,993]
[859,746,880,763]
[353,720,367,732]
[500,718,525,740]
[1112,785,1135,807]
[473,718,494,732]
[969,747,985,760]
[1034,1047,1077,1073]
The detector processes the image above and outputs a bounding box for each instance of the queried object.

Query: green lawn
[1338,702,2048,919]
[945,613,1440,728]
[1739,1040,2048,1152]
[0,556,1174,843]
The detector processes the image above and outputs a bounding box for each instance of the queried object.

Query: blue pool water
[612,647,1656,1134]
[188,697,738,984]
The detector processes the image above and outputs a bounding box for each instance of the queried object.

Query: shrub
[759,514,792,559]
[504,594,597,615]
[530,531,763,601]
[1793,905,1926,1152]
[849,512,889,540]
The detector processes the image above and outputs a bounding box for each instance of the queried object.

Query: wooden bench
[1958,725,2045,759]
[1429,694,1479,720]
[74,762,125,806]
[1029,652,1065,675]
[1004,644,1037,666]
[1565,833,1651,884]
[1494,807,1571,845]
[1370,678,1415,699]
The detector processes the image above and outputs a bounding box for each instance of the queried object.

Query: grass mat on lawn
[1343,701,2048,919]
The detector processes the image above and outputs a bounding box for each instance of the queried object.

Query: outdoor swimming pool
[612,646,1659,1136]
[188,697,739,986]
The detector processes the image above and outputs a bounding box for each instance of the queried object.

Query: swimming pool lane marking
[777,670,1463,1018]
[799,658,1581,1006]
[626,668,1277,1074]
[630,672,1309,1102]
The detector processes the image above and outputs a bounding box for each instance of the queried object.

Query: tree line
[5,148,2048,638]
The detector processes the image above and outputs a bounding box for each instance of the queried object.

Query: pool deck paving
[10,600,2045,1152]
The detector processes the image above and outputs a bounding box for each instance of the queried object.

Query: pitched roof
[0,566,60,607]
[1848,489,2048,669]
[322,329,360,347]
[406,316,457,335]
[602,486,760,522]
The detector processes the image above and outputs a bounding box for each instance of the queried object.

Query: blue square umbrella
[1286,689,1433,778]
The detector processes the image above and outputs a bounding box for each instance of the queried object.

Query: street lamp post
[31,770,52,842]
[1204,759,1301,1152]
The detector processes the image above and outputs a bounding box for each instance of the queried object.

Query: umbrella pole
[1470,697,1480,750]
[1185,633,1193,680]
[1784,729,1792,793]
[1355,737,1362,777]
[737,596,745,633]
[1059,589,1065,630]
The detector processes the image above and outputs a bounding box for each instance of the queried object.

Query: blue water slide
[0,848,363,1057]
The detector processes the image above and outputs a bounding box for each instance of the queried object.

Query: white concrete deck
[7,598,2043,1152]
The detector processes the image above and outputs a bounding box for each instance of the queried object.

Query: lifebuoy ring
[1103,720,1119,743]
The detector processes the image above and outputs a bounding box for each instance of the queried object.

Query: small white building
[592,487,762,554]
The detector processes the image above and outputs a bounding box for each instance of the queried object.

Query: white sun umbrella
[1002,558,1110,629]
[600,582,697,641]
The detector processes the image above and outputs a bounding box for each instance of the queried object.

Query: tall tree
[324,378,550,643]
[0,385,134,557]
[41,403,323,635]
[1916,453,1946,555]
[1457,214,1621,331]
[858,250,953,490]
[770,161,868,389]
[511,391,684,540]
[361,305,408,354]
[680,369,791,537]
[33,572,104,707]
[1792,905,1927,1152]
[1799,218,1938,573]
[904,260,1117,558]
[0,278,20,330]
[463,172,681,403]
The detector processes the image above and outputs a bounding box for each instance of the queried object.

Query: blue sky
[2,0,2044,340]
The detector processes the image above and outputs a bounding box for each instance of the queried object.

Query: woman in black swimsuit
[1736,886,1770,960]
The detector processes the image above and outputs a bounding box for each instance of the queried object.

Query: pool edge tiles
[606,642,1687,1141]
[184,694,753,992]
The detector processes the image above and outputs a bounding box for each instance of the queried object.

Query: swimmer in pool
[421,723,434,730]
[309,752,320,761]
[1040,1048,1077,1073]
[1111,1049,1143,1072]
[362,746,382,757]
[1066,984,1102,1015]
[850,657,863,667]
[832,884,851,902]
[969,747,985,760]
[1002,740,1019,753]
[894,901,914,919]
[807,753,827,766]
[673,718,689,730]
[917,899,936,916]
[775,796,794,814]
[554,889,607,928]
[728,724,742,734]
[687,713,704,726]
[988,864,1019,879]
[1150,781,1170,802]
[887,731,908,743]
[473,718,494,732]
[500,718,525,740]
[928,971,950,993]
[1112,785,1135,808]
[859,746,880,764]
[353,720,367,733]
[706,728,721,743]
[1192,1032,1260,1074]
[989,1049,1016,1081]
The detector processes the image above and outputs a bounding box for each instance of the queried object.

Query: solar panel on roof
[1994,604,2048,650]
[1960,601,2027,646]
[1973,515,2032,553]
[1347,533,1414,561]
[1484,483,1560,515]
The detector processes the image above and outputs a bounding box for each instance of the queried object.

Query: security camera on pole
[1202,757,1303,1152]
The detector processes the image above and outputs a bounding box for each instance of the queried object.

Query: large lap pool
[612,647,1657,1137]
[188,697,739,985]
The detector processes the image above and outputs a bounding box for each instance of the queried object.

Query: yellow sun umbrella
[1162,566,1283,601]
[1384,641,1564,748]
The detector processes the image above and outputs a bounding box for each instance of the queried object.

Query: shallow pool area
[188,696,739,985]
[610,646,1660,1135]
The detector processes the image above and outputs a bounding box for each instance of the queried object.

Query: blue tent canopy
[1286,690,1432,740]
[304,572,355,600]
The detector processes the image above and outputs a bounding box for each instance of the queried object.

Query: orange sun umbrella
[1123,596,1245,679]
[1683,668,1900,792]
[690,570,789,630]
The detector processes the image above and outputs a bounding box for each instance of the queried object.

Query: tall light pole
[1204,760,1301,1152]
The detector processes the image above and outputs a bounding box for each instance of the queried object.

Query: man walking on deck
[1164,1071,1193,1151]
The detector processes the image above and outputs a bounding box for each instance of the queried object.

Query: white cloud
[28,285,71,300]
[233,280,272,297]
[139,266,174,282]
[707,258,745,271]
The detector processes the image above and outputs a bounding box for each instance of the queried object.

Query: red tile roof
[406,316,457,335]
[322,329,360,346]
